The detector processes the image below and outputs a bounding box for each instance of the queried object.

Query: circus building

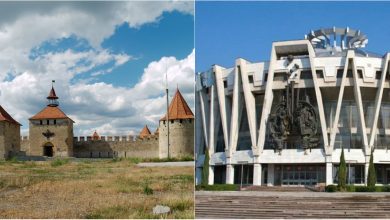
[196,27,390,186]
[27,84,74,157]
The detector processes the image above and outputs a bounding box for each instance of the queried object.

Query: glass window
[237,105,251,151]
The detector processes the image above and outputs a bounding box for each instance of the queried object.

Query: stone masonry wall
[0,121,20,159]
[28,119,73,157]
[73,135,159,158]
[20,135,159,158]
[159,119,194,158]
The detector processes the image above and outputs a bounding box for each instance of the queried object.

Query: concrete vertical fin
[257,46,276,153]
[229,64,243,155]
[329,51,353,152]
[214,66,230,151]
[199,90,210,149]
[307,41,329,150]
[369,54,390,148]
[238,58,258,152]
[350,56,369,153]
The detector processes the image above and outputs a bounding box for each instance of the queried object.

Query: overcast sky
[0,1,194,136]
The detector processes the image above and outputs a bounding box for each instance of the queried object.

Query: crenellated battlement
[21,134,159,142]
[73,134,158,142]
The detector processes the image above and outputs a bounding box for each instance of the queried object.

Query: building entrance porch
[273,164,326,186]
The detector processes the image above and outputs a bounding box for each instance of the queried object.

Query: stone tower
[159,89,194,158]
[139,125,151,139]
[28,83,74,157]
[0,105,21,159]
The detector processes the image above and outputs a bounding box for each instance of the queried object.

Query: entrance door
[387,169,390,184]
[43,144,54,157]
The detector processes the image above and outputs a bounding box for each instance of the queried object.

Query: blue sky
[196,1,390,71]
[0,2,194,136]
[101,11,194,87]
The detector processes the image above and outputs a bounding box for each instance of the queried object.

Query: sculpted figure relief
[269,88,319,152]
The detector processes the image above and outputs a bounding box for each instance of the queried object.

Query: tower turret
[47,80,59,107]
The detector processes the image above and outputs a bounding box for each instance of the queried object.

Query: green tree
[201,149,210,186]
[338,147,347,191]
[367,149,376,189]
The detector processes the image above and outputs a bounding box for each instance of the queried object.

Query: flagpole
[166,66,170,159]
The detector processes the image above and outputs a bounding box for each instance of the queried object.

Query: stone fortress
[1,83,194,159]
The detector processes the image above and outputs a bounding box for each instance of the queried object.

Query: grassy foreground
[0,158,194,219]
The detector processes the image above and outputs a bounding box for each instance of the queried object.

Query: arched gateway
[43,142,54,157]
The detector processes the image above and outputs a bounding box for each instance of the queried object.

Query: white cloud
[0,50,194,136]
[0,2,195,137]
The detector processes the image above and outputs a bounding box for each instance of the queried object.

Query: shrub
[367,150,376,188]
[201,150,209,186]
[6,156,19,163]
[179,155,194,161]
[338,147,347,190]
[346,185,355,192]
[50,158,69,167]
[196,184,238,191]
[325,185,337,192]
[382,185,390,192]
[143,184,153,195]
[354,186,365,192]
[110,157,123,162]
[126,157,141,164]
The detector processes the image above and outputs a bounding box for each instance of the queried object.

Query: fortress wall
[73,135,159,158]
[0,122,21,159]
[21,136,29,153]
[159,119,194,158]
[20,129,193,159]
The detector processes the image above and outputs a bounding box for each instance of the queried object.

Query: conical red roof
[0,105,21,125]
[92,130,100,140]
[139,125,151,138]
[47,86,58,100]
[30,106,73,121]
[30,84,73,122]
[160,89,194,121]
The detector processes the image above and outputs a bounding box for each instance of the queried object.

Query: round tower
[159,88,194,158]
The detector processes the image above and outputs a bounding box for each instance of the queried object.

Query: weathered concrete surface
[196,191,390,219]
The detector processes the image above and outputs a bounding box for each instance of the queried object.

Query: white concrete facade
[195,27,390,186]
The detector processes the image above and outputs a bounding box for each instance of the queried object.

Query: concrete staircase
[196,192,390,218]
[242,186,315,192]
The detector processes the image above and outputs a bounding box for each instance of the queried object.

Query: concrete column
[365,155,370,185]
[226,164,234,184]
[208,166,214,185]
[267,164,275,186]
[253,163,262,186]
[326,162,333,185]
